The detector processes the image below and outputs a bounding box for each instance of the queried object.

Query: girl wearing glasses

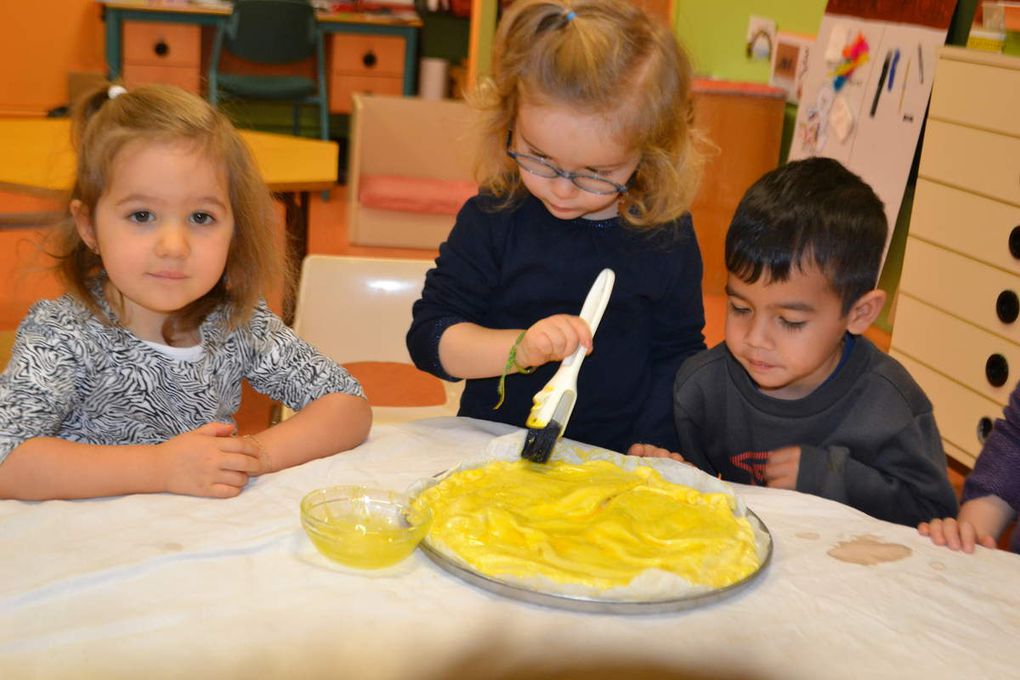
[407,0,705,455]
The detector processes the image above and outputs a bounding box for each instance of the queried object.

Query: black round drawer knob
[1010,225,1020,259]
[977,416,994,443]
[362,51,378,68]
[154,41,169,57]
[985,353,1009,387]
[997,290,1020,324]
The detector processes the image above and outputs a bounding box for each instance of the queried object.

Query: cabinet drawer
[900,236,1020,337]
[329,75,403,114]
[331,35,405,77]
[942,439,974,469]
[891,296,1020,406]
[893,351,999,466]
[909,180,1020,274]
[930,56,1020,137]
[123,21,200,68]
[122,64,200,94]
[919,120,1020,206]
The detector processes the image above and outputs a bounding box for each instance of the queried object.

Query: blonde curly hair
[470,0,702,228]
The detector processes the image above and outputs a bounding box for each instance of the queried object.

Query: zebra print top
[0,289,364,462]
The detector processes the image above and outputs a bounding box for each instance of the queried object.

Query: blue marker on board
[887,49,901,91]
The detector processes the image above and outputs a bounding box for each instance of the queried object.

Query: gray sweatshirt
[673,338,958,526]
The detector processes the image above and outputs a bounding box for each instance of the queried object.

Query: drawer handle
[985,353,1009,387]
[362,51,378,69]
[997,290,1020,324]
[1010,225,1020,259]
[154,41,169,58]
[977,416,994,444]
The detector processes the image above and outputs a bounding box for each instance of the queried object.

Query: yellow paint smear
[414,459,761,590]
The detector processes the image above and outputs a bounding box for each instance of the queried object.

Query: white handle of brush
[559,268,615,370]
[530,269,615,425]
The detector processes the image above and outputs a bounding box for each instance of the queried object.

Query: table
[1,417,1017,679]
[99,1,422,101]
[0,118,336,318]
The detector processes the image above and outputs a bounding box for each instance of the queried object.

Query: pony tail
[71,84,125,152]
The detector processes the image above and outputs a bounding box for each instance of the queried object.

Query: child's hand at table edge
[514,314,593,370]
[917,517,997,553]
[156,422,264,498]
[764,446,801,489]
[628,443,688,464]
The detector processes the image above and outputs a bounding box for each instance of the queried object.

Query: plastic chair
[288,255,463,424]
[347,94,478,249]
[208,0,329,141]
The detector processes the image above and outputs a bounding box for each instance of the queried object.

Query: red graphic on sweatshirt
[730,451,770,485]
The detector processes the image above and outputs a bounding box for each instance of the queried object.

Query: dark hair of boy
[725,157,887,315]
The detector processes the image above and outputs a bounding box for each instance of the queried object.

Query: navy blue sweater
[407,193,705,454]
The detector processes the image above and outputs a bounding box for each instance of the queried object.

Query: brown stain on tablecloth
[827,534,912,565]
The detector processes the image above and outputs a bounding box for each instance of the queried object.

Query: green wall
[674,0,826,81]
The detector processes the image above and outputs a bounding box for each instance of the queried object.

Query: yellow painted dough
[415,459,761,590]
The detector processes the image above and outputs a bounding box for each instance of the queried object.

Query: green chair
[208,0,329,141]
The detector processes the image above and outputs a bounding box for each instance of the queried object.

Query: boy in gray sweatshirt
[644,158,958,526]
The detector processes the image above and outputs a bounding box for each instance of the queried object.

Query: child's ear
[845,289,887,335]
[70,200,98,252]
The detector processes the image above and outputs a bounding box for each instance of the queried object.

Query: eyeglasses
[505,131,630,195]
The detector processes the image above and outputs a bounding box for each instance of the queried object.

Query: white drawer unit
[890,47,1020,468]
[892,351,1003,467]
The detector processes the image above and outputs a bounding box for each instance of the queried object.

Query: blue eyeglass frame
[504,130,630,195]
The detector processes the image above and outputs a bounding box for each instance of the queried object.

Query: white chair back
[291,254,462,423]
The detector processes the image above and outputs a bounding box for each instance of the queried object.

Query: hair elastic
[107,85,127,100]
[564,10,576,22]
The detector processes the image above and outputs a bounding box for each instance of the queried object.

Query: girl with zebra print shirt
[0,85,371,500]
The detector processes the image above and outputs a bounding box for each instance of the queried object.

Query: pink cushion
[359,175,478,216]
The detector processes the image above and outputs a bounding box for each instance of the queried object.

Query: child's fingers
[524,315,596,364]
[957,521,977,554]
[629,443,665,457]
[197,421,236,438]
[222,451,263,474]
[926,519,950,546]
[216,469,250,489]
[917,521,931,537]
[569,316,594,350]
[525,326,562,360]
[529,326,575,361]
[627,443,652,456]
[941,518,962,551]
[627,443,687,463]
[208,482,244,499]
[978,535,998,550]
[218,436,254,454]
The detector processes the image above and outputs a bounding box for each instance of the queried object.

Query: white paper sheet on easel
[788,1,955,264]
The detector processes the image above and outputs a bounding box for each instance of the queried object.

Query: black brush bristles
[520,420,562,463]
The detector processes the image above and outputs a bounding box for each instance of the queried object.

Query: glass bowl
[300,486,432,569]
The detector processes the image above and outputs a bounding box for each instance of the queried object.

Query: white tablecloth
[1,417,1017,679]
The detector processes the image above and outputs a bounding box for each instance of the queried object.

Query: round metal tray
[420,507,773,614]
